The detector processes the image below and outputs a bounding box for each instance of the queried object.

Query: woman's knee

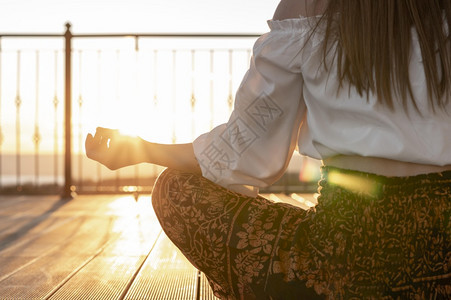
[152,168,186,216]
[151,168,173,212]
[151,168,206,222]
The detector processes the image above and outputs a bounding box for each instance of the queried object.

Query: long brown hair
[317,0,451,110]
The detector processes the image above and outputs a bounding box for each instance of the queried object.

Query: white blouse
[193,16,451,197]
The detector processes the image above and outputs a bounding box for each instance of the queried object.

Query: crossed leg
[151,168,320,300]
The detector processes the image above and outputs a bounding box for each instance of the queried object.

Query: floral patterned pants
[151,167,451,299]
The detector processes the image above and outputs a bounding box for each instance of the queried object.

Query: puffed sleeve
[193,19,310,197]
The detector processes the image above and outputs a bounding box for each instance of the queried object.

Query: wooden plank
[0,196,63,217]
[0,196,82,268]
[0,195,160,299]
[0,196,29,211]
[200,273,220,300]
[0,215,96,283]
[0,196,121,299]
[0,196,69,237]
[47,195,162,300]
[124,233,198,300]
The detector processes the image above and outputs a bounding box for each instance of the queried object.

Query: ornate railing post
[62,23,73,199]
[15,51,22,191]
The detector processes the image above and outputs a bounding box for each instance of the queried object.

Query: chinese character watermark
[245,92,283,130]
[220,117,259,155]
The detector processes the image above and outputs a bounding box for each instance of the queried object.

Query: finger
[85,134,98,158]
[92,131,103,144]
[85,133,94,149]
[96,127,119,138]
[86,135,108,163]
[86,133,106,152]
[92,132,110,148]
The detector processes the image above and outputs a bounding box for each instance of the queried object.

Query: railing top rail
[0,34,63,38]
[0,33,261,38]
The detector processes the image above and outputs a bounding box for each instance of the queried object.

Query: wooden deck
[0,193,316,299]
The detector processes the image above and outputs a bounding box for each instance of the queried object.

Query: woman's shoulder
[273,0,327,21]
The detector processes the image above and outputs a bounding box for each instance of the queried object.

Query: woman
[86,0,451,298]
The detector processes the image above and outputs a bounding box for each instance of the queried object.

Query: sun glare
[105,195,163,256]
[327,171,381,197]
[76,47,251,146]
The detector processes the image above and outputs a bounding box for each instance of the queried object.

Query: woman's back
[274,0,451,175]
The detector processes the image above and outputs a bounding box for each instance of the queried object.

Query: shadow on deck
[0,193,316,299]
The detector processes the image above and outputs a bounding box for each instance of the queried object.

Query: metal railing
[0,23,319,198]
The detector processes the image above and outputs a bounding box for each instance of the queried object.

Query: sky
[0,0,279,34]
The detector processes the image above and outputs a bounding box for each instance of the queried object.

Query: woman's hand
[86,127,202,173]
[85,127,144,170]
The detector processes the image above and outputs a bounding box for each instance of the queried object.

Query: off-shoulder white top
[193,16,451,197]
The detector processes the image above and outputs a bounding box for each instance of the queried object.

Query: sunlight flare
[327,171,381,197]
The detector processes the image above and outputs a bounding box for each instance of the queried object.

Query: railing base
[61,186,76,200]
